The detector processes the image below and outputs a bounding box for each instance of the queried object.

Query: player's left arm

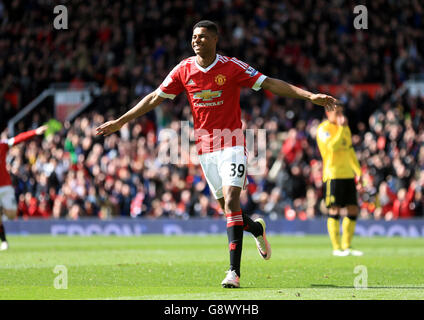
[261,77,338,111]
[345,126,362,189]
[343,125,361,177]
[348,147,361,177]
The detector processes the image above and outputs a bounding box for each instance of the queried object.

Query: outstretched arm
[9,125,47,146]
[96,91,165,136]
[261,77,338,111]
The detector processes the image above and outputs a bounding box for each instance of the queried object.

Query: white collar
[194,54,219,73]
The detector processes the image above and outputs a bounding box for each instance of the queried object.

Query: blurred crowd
[0,0,423,220]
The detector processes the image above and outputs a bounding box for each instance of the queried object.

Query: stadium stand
[0,0,423,220]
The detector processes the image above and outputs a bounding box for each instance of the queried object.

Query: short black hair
[193,20,218,34]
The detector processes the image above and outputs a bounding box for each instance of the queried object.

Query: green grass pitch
[0,234,423,300]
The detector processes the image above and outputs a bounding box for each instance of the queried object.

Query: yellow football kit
[316,120,361,251]
[316,120,361,182]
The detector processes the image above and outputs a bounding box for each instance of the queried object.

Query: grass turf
[0,234,423,300]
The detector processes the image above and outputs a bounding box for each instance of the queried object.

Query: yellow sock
[327,217,341,251]
[341,216,356,250]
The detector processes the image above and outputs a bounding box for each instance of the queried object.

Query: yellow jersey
[316,120,361,182]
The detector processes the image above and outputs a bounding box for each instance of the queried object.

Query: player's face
[192,27,217,57]
[326,106,343,123]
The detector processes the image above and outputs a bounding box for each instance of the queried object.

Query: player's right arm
[96,62,184,137]
[96,91,165,136]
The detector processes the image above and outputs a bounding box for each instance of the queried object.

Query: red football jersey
[0,129,37,187]
[157,54,267,154]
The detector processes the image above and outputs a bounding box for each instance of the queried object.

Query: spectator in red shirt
[377,181,417,220]
[392,181,416,219]
[281,129,304,165]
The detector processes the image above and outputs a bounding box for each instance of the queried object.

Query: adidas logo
[187,79,195,85]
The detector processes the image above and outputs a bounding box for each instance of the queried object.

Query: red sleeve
[406,185,415,203]
[392,200,400,219]
[230,58,267,91]
[156,63,185,99]
[11,129,37,146]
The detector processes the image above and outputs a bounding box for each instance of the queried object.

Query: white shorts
[0,185,17,211]
[198,146,248,199]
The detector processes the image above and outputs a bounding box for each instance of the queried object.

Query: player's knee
[328,207,340,217]
[223,186,242,212]
[217,197,226,211]
[224,195,239,212]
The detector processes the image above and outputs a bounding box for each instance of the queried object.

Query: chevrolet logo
[193,90,222,101]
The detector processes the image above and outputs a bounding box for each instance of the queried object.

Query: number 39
[230,163,245,177]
